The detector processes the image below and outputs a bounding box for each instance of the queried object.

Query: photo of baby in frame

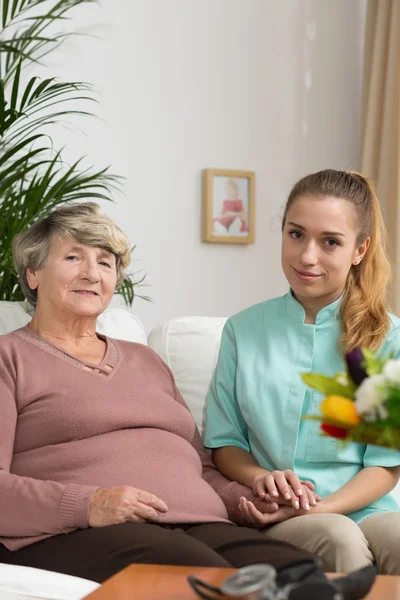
[202,169,255,244]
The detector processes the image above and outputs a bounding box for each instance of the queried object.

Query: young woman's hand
[262,484,321,510]
[252,470,320,511]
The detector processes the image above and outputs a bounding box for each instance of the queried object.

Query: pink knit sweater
[0,326,254,551]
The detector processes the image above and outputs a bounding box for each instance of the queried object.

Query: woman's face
[281,195,369,307]
[27,234,118,318]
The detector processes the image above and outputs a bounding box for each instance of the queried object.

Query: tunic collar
[285,289,342,325]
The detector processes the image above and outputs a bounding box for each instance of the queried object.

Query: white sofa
[0,301,399,598]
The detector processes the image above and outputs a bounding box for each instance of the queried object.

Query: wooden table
[84,564,400,600]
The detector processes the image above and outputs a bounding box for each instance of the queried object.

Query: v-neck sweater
[0,326,253,551]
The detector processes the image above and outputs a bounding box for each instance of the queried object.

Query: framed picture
[202,169,255,244]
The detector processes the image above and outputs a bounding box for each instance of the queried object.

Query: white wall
[40,0,366,332]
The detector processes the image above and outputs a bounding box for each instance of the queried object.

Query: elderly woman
[0,203,317,584]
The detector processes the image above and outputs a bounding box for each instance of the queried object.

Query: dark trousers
[0,522,315,584]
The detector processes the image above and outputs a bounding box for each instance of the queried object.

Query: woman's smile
[293,267,323,281]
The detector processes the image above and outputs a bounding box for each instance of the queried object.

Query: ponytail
[339,172,391,351]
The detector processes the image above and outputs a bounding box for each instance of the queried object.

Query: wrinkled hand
[88,486,168,527]
[238,496,296,526]
[252,470,320,511]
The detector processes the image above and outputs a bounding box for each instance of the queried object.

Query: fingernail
[311,499,316,506]
[284,493,291,500]
[294,501,299,509]
[272,490,279,497]
[305,502,310,511]
[297,489,303,496]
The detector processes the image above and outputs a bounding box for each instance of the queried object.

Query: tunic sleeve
[363,445,400,468]
[203,320,250,452]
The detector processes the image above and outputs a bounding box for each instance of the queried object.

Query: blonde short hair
[12,202,131,306]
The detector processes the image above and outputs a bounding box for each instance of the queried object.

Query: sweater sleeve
[0,349,98,539]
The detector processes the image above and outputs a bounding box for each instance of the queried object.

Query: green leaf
[19,75,38,110]
[11,0,21,20]
[383,390,400,427]
[350,423,400,450]
[10,59,22,112]
[362,348,386,376]
[0,79,6,127]
[301,373,355,399]
[2,0,9,28]
[29,77,55,100]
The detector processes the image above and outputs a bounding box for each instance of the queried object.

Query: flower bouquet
[302,348,400,449]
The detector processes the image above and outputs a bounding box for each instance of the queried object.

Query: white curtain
[361,0,400,313]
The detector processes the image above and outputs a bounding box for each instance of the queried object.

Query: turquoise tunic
[204,291,400,524]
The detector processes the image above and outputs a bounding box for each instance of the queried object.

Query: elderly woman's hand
[238,497,295,527]
[88,486,168,527]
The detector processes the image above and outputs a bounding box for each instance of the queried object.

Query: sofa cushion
[148,316,227,435]
[0,563,99,600]
[97,308,147,345]
[0,301,147,345]
[0,302,32,334]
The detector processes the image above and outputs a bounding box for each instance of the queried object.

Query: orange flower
[320,395,361,428]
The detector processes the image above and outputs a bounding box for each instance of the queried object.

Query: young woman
[204,169,400,574]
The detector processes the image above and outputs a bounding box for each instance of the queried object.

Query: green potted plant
[0,0,145,306]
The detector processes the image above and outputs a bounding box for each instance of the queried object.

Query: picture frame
[202,168,255,244]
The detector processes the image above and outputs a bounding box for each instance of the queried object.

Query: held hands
[238,469,322,527]
[252,469,321,511]
[88,486,168,527]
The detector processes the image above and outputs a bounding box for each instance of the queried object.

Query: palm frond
[2,1,47,29]
[1,1,97,83]
[116,272,152,306]
[2,67,97,144]
[0,0,147,306]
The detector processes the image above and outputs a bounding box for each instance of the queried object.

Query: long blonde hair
[282,169,391,351]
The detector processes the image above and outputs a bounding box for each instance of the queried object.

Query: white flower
[383,359,400,386]
[355,374,388,422]
[335,372,350,386]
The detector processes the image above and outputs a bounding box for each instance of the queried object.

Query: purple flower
[345,348,367,385]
